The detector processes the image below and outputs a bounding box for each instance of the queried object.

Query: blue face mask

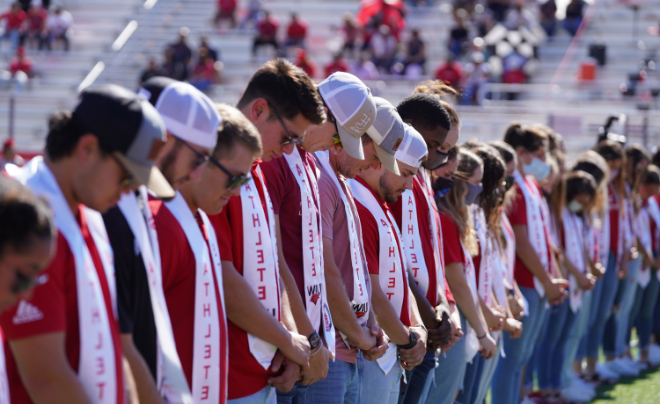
[433,176,454,198]
[523,156,551,181]
[465,183,483,205]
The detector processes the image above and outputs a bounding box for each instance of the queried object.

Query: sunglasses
[11,272,47,294]
[176,137,252,190]
[267,101,305,146]
[110,154,137,189]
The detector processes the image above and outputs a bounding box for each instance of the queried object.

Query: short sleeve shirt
[440,212,465,266]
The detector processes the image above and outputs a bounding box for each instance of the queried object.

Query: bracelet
[477,333,487,340]
[310,339,324,357]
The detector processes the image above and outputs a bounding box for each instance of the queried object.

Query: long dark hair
[552,171,598,248]
[471,146,506,253]
[594,139,626,216]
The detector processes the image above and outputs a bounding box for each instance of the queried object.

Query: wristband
[397,329,418,350]
[477,333,487,339]
[309,339,324,357]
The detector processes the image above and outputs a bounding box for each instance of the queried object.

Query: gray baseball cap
[365,97,406,175]
[72,85,174,198]
[395,124,428,169]
[318,72,376,160]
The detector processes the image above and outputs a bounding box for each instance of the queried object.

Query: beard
[379,173,403,204]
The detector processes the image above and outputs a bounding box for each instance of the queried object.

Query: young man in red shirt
[284,12,307,48]
[1,85,170,404]
[0,2,26,50]
[252,11,279,57]
[350,106,429,404]
[103,77,226,404]
[210,59,324,403]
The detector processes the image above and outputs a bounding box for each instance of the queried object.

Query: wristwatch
[308,331,321,350]
[397,329,417,350]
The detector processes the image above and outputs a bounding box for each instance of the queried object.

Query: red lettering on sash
[412,267,419,277]
[256,232,262,245]
[252,214,261,228]
[309,229,314,243]
[203,303,211,317]
[257,267,266,281]
[296,164,303,176]
[311,263,317,277]
[257,250,264,264]
[96,357,105,375]
[408,210,413,220]
[386,292,394,300]
[92,308,100,324]
[248,195,255,209]
[388,278,396,288]
[258,286,266,300]
[205,324,211,338]
[389,247,395,257]
[309,246,315,259]
[204,365,210,379]
[390,262,396,273]
[95,332,102,349]
[411,253,417,264]
[97,383,105,399]
[408,225,414,234]
[201,386,209,400]
[204,282,210,296]
[204,344,211,359]
[359,284,364,296]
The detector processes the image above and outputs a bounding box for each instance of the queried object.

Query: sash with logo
[513,171,550,297]
[562,208,585,313]
[400,188,430,302]
[349,179,411,374]
[165,192,227,403]
[283,148,335,355]
[118,188,192,403]
[14,157,118,404]
[315,151,370,328]
[241,165,280,368]
[471,207,493,308]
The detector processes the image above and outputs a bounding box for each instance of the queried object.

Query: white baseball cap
[318,72,377,160]
[395,124,428,169]
[139,77,221,150]
[365,97,406,175]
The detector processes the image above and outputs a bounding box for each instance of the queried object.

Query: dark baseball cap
[72,84,174,198]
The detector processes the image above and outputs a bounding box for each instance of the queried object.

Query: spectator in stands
[252,11,280,57]
[293,48,316,78]
[20,2,47,49]
[564,0,586,36]
[540,0,558,37]
[189,48,220,91]
[324,53,349,77]
[1,46,31,93]
[505,1,538,31]
[501,49,529,99]
[462,51,491,105]
[239,0,262,30]
[487,0,511,22]
[403,27,426,74]
[0,2,27,51]
[199,36,218,61]
[435,54,464,89]
[370,24,397,73]
[138,57,160,88]
[449,11,469,58]
[214,0,237,28]
[352,51,379,80]
[0,138,24,169]
[341,12,358,56]
[168,28,193,80]
[42,6,72,51]
[284,13,307,49]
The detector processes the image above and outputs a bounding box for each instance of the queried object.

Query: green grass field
[591,366,660,404]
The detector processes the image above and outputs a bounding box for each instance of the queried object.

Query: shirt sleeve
[355,203,380,275]
[440,214,465,266]
[0,233,69,339]
[506,186,527,226]
[319,176,338,241]
[102,207,136,334]
[260,159,286,216]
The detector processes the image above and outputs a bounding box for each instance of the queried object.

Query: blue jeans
[358,354,402,404]
[457,353,484,404]
[629,275,660,349]
[229,386,276,404]
[525,306,551,389]
[491,286,547,404]
[583,252,619,359]
[473,335,501,404]
[1,29,20,50]
[537,302,577,389]
[276,383,307,404]
[424,312,468,404]
[609,257,642,356]
[561,291,592,388]
[304,355,360,404]
[563,17,582,36]
[400,350,435,404]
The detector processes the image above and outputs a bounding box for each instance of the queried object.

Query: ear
[75,133,99,163]
[188,162,205,181]
[330,144,343,156]
[251,98,270,123]
[516,146,526,157]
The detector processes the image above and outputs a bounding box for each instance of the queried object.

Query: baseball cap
[318,72,376,160]
[139,76,221,150]
[365,97,406,175]
[395,124,428,169]
[72,85,174,198]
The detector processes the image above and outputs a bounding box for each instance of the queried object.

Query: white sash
[14,157,117,404]
[419,170,446,295]
[460,242,480,363]
[349,179,410,374]
[562,208,585,313]
[0,329,9,404]
[513,171,550,297]
[241,166,280,369]
[117,189,192,403]
[165,193,226,403]
[636,206,653,288]
[315,151,370,328]
[472,207,493,308]
[283,148,336,356]
[400,188,430,301]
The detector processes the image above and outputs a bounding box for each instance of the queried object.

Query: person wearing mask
[1,85,168,404]
[577,140,628,384]
[211,59,326,403]
[534,172,598,403]
[259,71,373,403]
[628,166,660,366]
[101,77,223,404]
[390,93,455,404]
[491,124,568,404]
[425,149,498,404]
